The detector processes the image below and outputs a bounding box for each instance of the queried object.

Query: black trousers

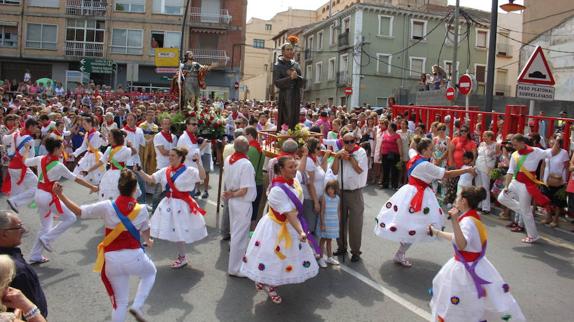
[381,153,400,189]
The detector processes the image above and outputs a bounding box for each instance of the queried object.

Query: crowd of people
[0,82,571,321]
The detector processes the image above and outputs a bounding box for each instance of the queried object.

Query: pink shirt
[381,132,400,155]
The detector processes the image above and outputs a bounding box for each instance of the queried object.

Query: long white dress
[374,156,446,243]
[150,166,207,244]
[98,146,132,201]
[241,179,319,286]
[430,212,525,321]
[73,130,106,184]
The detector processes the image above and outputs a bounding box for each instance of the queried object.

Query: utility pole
[484,0,499,112]
[451,0,460,89]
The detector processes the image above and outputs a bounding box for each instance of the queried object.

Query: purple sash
[272,182,321,254]
[453,241,491,298]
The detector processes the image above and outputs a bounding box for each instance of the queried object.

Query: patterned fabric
[317,195,340,239]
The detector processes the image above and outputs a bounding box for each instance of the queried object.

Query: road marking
[206,200,217,207]
[338,264,432,321]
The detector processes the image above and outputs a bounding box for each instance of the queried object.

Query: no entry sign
[446,87,456,101]
[344,87,353,96]
[458,74,473,96]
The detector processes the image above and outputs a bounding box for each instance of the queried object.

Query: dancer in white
[374,138,473,267]
[5,119,39,213]
[428,187,525,322]
[53,170,156,322]
[73,116,106,185]
[241,156,319,304]
[223,136,256,277]
[137,147,207,269]
[25,137,98,264]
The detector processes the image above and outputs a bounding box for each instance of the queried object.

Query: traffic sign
[446,87,456,101]
[517,46,555,86]
[344,87,353,96]
[80,58,114,74]
[234,82,240,89]
[458,74,474,96]
[516,83,555,101]
[154,48,179,67]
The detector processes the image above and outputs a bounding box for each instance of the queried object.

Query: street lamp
[484,1,526,112]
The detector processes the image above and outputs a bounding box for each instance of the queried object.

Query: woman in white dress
[374,138,474,267]
[241,156,319,304]
[137,147,207,269]
[428,187,525,322]
[73,116,106,185]
[475,131,498,214]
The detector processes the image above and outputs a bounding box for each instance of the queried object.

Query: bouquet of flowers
[277,123,311,148]
[186,103,225,140]
[489,168,505,181]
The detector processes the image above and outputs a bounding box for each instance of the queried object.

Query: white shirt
[73,130,103,157]
[458,164,474,188]
[543,148,569,183]
[40,121,56,137]
[6,132,35,158]
[268,178,304,214]
[153,132,178,169]
[177,131,200,167]
[152,166,201,193]
[80,200,150,231]
[458,215,482,252]
[25,156,76,182]
[102,145,132,166]
[224,156,256,203]
[507,147,551,175]
[122,127,145,166]
[302,156,325,200]
[410,159,446,184]
[337,147,369,190]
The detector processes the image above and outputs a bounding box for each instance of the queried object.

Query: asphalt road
[2,170,573,322]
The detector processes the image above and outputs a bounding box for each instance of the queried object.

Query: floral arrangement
[489,168,505,181]
[186,103,226,140]
[277,123,311,148]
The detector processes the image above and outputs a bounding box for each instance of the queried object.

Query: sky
[246,0,525,21]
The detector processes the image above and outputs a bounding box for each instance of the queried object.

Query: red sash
[454,210,482,262]
[269,207,287,222]
[160,130,173,143]
[165,166,206,215]
[229,152,248,165]
[408,176,429,213]
[515,172,551,207]
[7,132,30,184]
[37,155,64,218]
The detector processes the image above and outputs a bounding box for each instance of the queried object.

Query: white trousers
[228,199,252,275]
[105,249,157,322]
[29,190,77,261]
[475,168,492,212]
[7,168,37,208]
[497,180,538,239]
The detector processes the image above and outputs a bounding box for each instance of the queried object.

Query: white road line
[206,200,217,207]
[338,264,432,321]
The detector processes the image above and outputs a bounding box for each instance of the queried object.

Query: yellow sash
[267,180,303,260]
[93,204,143,273]
[512,152,545,186]
[86,132,104,171]
[468,217,487,245]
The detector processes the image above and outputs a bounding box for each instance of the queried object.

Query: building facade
[241,8,316,100]
[302,2,489,107]
[494,12,523,97]
[316,0,448,21]
[0,0,246,100]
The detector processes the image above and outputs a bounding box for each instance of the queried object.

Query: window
[29,0,58,7]
[328,57,335,80]
[150,31,180,54]
[340,53,348,73]
[476,29,488,48]
[343,17,350,33]
[378,15,393,37]
[265,24,272,31]
[0,26,17,48]
[329,24,336,46]
[0,0,20,4]
[411,19,427,40]
[444,60,459,79]
[253,39,265,49]
[376,53,391,74]
[66,19,105,43]
[409,57,426,77]
[307,35,314,55]
[445,24,461,46]
[153,0,182,15]
[475,64,486,83]
[306,64,312,88]
[115,0,145,13]
[26,24,57,49]
[111,28,143,54]
[315,62,322,83]
[317,31,323,50]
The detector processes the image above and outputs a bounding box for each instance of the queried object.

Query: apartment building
[241,8,316,100]
[494,12,522,97]
[0,0,246,99]
[316,0,448,20]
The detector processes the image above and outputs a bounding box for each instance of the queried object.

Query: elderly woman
[475,131,498,214]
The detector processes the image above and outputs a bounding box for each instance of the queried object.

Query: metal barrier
[391,104,574,150]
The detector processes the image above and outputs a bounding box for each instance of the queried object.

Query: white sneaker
[39,237,53,253]
[326,257,340,265]
[318,257,328,268]
[128,307,148,322]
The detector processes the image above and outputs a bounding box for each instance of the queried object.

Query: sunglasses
[343,140,355,144]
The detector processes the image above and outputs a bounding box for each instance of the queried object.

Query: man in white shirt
[498,134,552,244]
[153,118,177,170]
[177,118,203,168]
[331,132,368,262]
[223,136,256,277]
[122,113,146,203]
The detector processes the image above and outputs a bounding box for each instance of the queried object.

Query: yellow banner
[154,48,179,67]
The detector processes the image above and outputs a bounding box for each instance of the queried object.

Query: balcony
[189,49,229,67]
[496,43,513,57]
[338,32,349,48]
[189,8,232,25]
[337,71,350,87]
[494,84,511,96]
[66,0,107,16]
[65,41,104,57]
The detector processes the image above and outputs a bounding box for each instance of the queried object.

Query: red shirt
[381,132,400,155]
[450,137,476,168]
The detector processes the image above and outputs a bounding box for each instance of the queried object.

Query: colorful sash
[94,201,142,309]
[406,155,430,213]
[165,166,206,215]
[512,152,550,207]
[453,210,491,299]
[107,146,125,170]
[2,133,33,193]
[86,130,104,171]
[37,156,63,218]
[271,181,321,255]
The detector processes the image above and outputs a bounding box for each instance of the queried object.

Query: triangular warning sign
[517,46,555,86]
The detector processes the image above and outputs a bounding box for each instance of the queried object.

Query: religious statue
[179,51,211,109]
[273,36,303,130]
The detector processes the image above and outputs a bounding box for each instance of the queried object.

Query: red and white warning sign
[458,74,474,96]
[445,87,456,101]
[517,46,555,86]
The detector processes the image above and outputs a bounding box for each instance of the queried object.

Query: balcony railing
[65,41,104,57]
[189,8,232,25]
[494,83,511,96]
[496,43,513,57]
[337,71,350,87]
[338,32,349,48]
[66,0,107,16]
[189,49,229,66]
